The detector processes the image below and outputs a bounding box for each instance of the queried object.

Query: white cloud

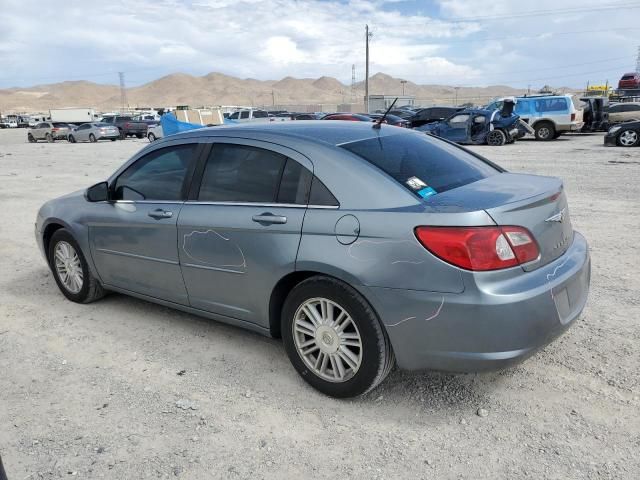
[0,0,637,88]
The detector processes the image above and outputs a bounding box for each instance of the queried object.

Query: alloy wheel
[292,297,363,383]
[619,130,638,146]
[53,241,84,294]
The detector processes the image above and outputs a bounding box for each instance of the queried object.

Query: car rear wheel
[486,129,507,146]
[27,133,36,143]
[89,133,97,143]
[45,133,54,143]
[148,133,156,142]
[282,276,394,398]
[68,135,76,143]
[136,133,144,139]
[119,129,126,140]
[534,121,555,141]
[618,129,639,147]
[110,138,117,141]
[48,229,105,304]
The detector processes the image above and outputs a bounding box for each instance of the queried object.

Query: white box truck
[49,108,98,124]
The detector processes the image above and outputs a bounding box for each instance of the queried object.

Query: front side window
[114,144,198,201]
[198,144,287,203]
[448,114,470,125]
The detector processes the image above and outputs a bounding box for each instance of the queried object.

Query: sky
[0,0,638,89]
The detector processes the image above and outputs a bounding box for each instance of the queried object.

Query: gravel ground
[0,128,638,479]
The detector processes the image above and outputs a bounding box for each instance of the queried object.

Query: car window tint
[340,132,499,195]
[114,144,198,201]
[198,144,286,202]
[277,159,312,204]
[309,176,339,206]
[253,111,268,118]
[240,111,249,119]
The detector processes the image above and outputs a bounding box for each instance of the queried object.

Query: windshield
[340,133,499,197]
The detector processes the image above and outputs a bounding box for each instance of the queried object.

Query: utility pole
[271,90,275,107]
[454,86,459,106]
[400,79,407,96]
[351,64,356,102]
[118,72,127,112]
[365,24,372,113]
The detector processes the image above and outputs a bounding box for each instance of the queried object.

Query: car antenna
[372,97,398,129]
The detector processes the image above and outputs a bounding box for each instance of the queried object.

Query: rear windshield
[340,133,499,197]
[94,123,109,127]
[52,122,69,127]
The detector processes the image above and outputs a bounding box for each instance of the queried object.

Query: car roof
[166,120,412,147]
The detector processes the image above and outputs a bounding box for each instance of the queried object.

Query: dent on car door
[88,142,203,304]
[177,140,312,328]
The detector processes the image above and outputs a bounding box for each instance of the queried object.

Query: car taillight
[52,127,59,131]
[414,226,539,271]
[571,113,576,121]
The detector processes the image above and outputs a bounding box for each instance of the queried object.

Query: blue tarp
[160,113,237,137]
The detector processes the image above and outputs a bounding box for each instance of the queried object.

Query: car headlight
[608,126,621,134]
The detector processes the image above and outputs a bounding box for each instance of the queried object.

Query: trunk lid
[429,173,573,271]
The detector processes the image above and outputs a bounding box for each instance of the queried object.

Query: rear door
[89,142,203,304]
[443,113,471,143]
[177,139,312,327]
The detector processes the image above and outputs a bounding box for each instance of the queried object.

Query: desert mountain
[0,71,536,113]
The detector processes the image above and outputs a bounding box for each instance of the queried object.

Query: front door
[89,142,201,304]
[178,140,312,327]
[444,113,471,143]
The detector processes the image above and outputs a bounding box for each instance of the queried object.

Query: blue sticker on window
[417,186,437,199]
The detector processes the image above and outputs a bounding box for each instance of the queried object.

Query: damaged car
[416,101,527,146]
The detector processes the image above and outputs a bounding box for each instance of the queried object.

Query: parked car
[617,72,640,90]
[607,102,640,124]
[27,122,72,142]
[292,113,323,120]
[227,109,274,123]
[35,122,590,398]
[410,106,464,128]
[101,115,148,139]
[604,120,640,147]
[68,123,119,143]
[147,124,163,142]
[366,113,411,127]
[486,95,584,140]
[418,107,522,146]
[321,113,374,122]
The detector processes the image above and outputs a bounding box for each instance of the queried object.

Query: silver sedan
[68,123,119,143]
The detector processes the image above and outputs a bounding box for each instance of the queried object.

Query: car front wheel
[148,133,156,142]
[48,229,105,303]
[486,129,507,146]
[282,276,394,398]
[618,129,639,147]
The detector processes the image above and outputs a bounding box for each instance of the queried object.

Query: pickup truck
[101,115,148,139]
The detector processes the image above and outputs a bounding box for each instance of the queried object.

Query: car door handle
[148,209,173,219]
[252,213,287,225]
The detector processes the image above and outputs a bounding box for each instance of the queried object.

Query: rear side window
[340,133,499,196]
[535,98,568,113]
[198,144,286,202]
[277,159,312,204]
[309,177,339,206]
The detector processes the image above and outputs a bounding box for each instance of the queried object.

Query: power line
[432,1,640,23]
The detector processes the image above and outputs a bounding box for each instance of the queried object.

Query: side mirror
[86,181,109,202]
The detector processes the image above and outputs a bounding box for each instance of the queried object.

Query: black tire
[136,133,143,139]
[148,133,156,142]
[45,133,54,143]
[282,276,394,398]
[486,129,507,146]
[89,133,97,143]
[27,133,36,143]
[617,128,640,147]
[534,121,555,141]
[68,135,76,143]
[110,138,117,141]
[48,229,105,304]
[119,129,126,140]
[553,131,563,139]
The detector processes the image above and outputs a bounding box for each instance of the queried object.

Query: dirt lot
[0,128,638,479]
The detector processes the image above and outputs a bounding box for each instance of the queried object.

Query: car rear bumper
[364,231,590,372]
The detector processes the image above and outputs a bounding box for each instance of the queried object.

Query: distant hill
[0,71,565,113]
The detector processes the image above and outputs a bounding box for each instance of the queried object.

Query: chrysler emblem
[545,208,565,223]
